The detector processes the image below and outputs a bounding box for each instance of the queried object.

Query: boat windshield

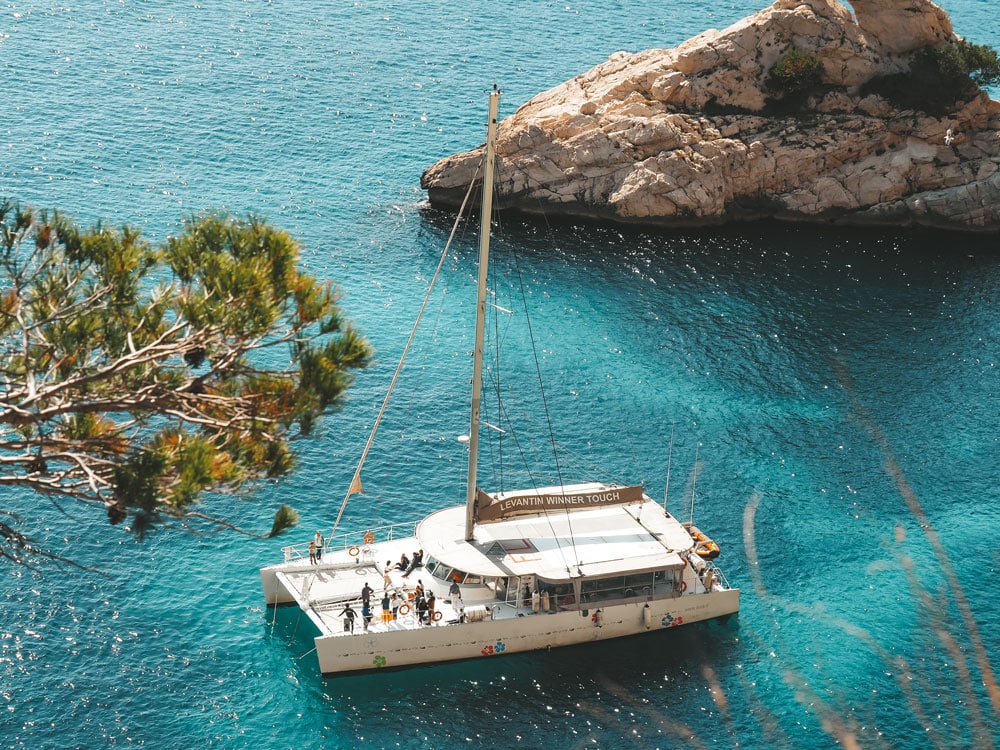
[426,556,478,584]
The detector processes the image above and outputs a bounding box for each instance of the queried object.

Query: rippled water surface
[2,2,998,748]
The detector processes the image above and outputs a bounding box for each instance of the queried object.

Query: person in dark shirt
[339,603,357,633]
[427,591,437,623]
[403,549,424,577]
[380,592,391,623]
[361,582,373,608]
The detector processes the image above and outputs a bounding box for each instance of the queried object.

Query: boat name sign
[476,485,643,523]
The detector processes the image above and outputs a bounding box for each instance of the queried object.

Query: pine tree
[0,201,371,565]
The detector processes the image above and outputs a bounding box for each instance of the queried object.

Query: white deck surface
[417,485,692,581]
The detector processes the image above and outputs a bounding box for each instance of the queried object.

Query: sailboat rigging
[261,88,739,676]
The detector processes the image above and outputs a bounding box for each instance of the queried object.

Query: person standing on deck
[339,603,357,633]
[427,591,436,624]
[314,530,324,561]
[380,592,391,623]
[361,582,373,609]
[309,539,316,565]
[383,561,393,589]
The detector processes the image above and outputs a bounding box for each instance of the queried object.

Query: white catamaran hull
[262,519,739,678]
[308,591,739,676]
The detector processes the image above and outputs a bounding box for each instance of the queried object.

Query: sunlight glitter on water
[2,0,999,747]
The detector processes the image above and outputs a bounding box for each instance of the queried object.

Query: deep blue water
[2,2,999,748]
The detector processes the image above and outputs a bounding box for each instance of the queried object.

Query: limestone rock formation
[422,0,1000,233]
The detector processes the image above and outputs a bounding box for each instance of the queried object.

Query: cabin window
[581,576,626,602]
[425,557,442,576]
[430,563,472,584]
[430,564,452,582]
[624,573,657,594]
[538,581,577,609]
[580,572,660,601]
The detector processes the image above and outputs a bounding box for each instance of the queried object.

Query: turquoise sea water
[2,2,999,748]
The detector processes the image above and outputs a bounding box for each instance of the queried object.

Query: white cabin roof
[416,484,694,583]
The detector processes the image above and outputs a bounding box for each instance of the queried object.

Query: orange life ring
[678,580,688,592]
[363,531,375,545]
[398,603,410,616]
[348,546,360,556]
[432,611,442,621]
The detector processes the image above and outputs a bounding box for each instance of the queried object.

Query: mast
[464,86,501,541]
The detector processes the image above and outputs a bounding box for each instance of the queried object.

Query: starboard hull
[310,588,739,676]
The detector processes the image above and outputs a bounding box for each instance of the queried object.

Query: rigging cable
[328,156,484,539]
[507,244,581,573]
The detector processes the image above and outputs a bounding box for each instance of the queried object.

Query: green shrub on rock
[936,39,1000,88]
[861,39,1000,115]
[767,48,824,95]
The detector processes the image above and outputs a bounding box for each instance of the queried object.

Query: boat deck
[273,561,456,634]
[268,536,722,640]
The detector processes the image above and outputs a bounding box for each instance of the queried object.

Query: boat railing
[281,520,419,563]
[311,594,361,611]
[705,563,733,591]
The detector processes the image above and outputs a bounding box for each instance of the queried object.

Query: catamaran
[260,88,739,676]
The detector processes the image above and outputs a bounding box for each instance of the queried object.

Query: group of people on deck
[384,549,423,587]
[307,531,436,632]
[394,549,423,577]
[341,572,440,633]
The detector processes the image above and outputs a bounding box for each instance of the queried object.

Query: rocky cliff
[421,0,1000,233]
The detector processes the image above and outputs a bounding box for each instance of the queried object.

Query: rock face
[421,0,1000,233]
